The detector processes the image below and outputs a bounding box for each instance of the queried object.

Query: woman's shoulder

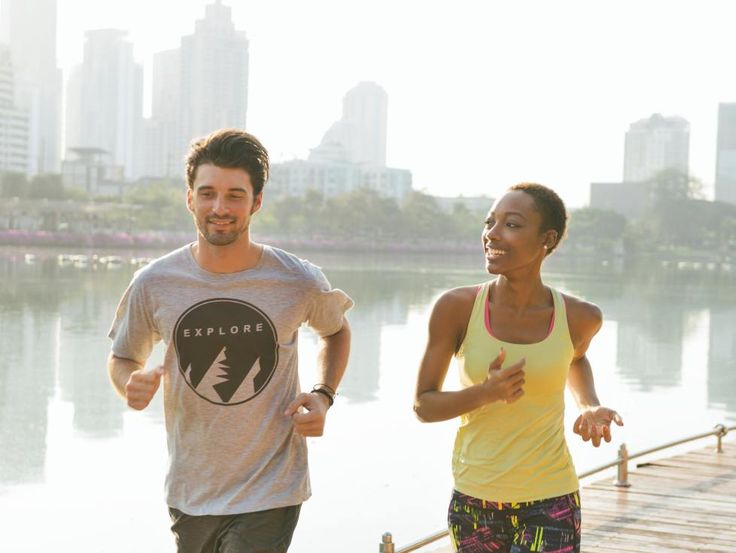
[559,291,603,343]
[435,284,483,310]
[430,284,484,327]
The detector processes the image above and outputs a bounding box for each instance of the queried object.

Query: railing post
[614,443,631,487]
[380,532,395,553]
[714,424,727,453]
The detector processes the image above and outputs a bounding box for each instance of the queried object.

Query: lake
[1,245,735,552]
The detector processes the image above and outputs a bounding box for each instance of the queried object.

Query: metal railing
[379,423,735,553]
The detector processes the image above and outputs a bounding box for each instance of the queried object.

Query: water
[1,246,735,552]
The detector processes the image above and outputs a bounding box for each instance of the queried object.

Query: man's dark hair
[185,129,270,195]
[509,182,568,254]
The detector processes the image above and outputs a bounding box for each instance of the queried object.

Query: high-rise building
[623,113,689,182]
[141,48,181,178]
[0,45,29,174]
[143,1,249,178]
[310,81,388,167]
[273,81,409,200]
[715,103,736,206]
[0,0,62,174]
[179,1,249,151]
[65,29,143,179]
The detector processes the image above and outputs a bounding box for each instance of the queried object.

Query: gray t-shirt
[108,244,353,515]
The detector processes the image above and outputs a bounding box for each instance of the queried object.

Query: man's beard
[197,216,247,246]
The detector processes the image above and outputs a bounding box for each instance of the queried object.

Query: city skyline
[3,0,736,206]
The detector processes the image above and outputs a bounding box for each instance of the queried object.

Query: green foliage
[122,181,191,230]
[567,207,627,252]
[27,174,65,199]
[1,172,27,198]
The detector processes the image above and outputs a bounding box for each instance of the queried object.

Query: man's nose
[212,195,228,214]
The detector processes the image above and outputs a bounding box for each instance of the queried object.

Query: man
[107,128,352,553]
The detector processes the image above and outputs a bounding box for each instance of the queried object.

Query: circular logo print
[173,298,279,405]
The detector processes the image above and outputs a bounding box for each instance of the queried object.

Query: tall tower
[65,29,143,178]
[0,45,29,174]
[0,0,61,174]
[715,103,736,206]
[342,81,388,166]
[179,1,249,149]
[141,48,181,178]
[310,81,388,167]
[623,113,690,182]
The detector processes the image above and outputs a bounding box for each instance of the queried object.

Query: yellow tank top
[452,280,579,502]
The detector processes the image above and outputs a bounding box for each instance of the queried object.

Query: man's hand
[124,365,164,410]
[480,349,526,404]
[284,392,329,437]
[573,406,624,447]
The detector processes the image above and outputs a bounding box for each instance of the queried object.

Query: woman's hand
[481,349,526,404]
[573,406,623,447]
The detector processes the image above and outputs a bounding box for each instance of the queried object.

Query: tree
[0,172,27,198]
[567,208,627,253]
[27,173,64,199]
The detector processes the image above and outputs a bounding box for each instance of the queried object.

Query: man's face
[187,164,262,247]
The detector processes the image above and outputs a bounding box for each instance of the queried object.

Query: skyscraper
[310,81,388,167]
[141,48,181,178]
[143,1,249,178]
[715,103,736,206]
[0,45,29,174]
[65,29,143,179]
[623,113,689,182]
[179,1,249,150]
[0,0,61,174]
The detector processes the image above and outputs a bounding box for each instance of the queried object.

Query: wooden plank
[407,442,736,553]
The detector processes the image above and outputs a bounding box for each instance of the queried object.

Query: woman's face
[481,190,554,275]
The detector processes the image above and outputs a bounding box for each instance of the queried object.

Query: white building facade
[623,113,690,182]
[0,45,29,174]
[65,29,143,179]
[0,0,61,174]
[715,103,736,206]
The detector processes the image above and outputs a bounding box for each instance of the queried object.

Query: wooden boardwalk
[582,441,736,552]
[403,440,736,553]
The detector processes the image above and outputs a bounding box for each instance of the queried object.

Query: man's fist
[125,365,164,410]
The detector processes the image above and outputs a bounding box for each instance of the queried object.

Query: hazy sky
[44,1,736,204]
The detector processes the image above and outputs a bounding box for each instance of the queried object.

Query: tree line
[2,171,735,258]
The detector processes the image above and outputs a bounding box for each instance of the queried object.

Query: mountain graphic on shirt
[174,298,279,406]
[187,347,261,403]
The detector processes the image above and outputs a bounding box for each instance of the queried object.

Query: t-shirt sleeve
[108,274,161,364]
[304,263,354,337]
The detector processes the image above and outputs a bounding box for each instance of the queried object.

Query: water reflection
[2,248,736,490]
[327,269,455,402]
[708,306,736,414]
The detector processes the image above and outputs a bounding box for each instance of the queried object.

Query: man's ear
[251,193,263,215]
[186,187,194,213]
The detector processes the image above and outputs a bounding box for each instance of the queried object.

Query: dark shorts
[448,489,581,553]
[168,504,301,553]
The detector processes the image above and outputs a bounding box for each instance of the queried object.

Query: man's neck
[191,235,264,274]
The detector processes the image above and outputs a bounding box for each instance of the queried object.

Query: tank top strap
[548,286,571,345]
[457,281,492,358]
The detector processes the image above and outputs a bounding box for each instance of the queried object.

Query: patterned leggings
[448,489,581,553]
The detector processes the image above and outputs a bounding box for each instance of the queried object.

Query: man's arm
[108,352,163,411]
[284,317,351,437]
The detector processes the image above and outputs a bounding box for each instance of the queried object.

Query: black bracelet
[311,386,335,407]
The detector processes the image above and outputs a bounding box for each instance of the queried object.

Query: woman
[414,183,623,553]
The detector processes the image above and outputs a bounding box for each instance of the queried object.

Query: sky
[38,1,736,205]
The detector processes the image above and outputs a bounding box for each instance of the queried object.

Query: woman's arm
[414,288,526,423]
[566,296,623,446]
